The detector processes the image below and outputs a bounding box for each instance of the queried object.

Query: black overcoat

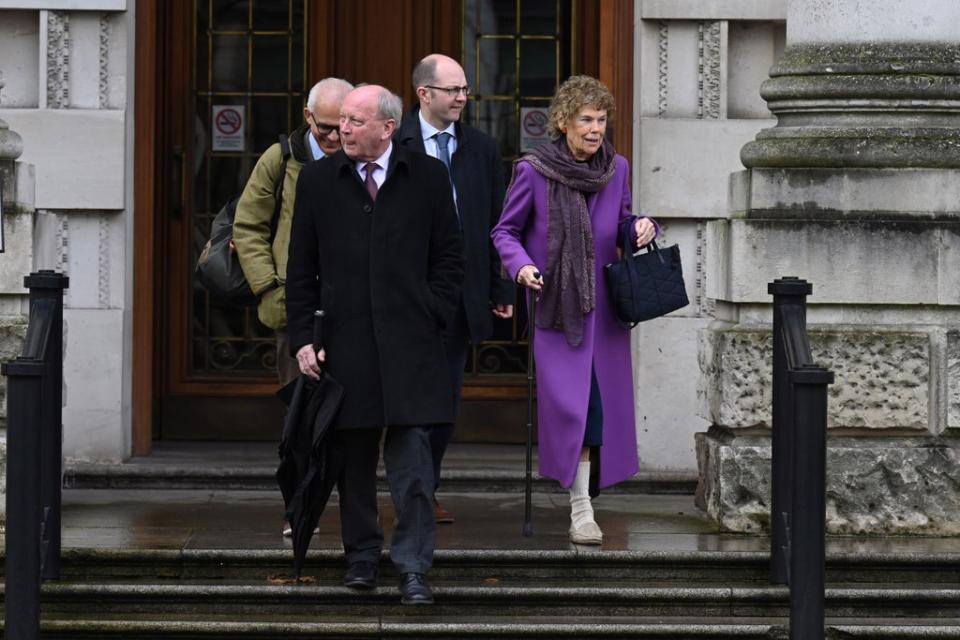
[396,107,515,344]
[286,145,464,430]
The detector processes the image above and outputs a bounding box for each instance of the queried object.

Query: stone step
[34,615,788,639]
[30,581,960,619]
[61,462,697,494]
[45,548,960,585]
[31,615,960,640]
[33,618,960,640]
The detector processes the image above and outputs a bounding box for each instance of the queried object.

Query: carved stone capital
[741,43,960,168]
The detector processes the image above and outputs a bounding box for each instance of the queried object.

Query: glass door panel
[190,0,306,380]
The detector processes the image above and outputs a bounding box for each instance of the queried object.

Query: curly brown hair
[547,75,615,139]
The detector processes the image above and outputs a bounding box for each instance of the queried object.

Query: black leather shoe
[343,561,378,590]
[399,572,434,605]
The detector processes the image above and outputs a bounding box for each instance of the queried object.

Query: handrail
[2,269,68,640]
[768,277,834,640]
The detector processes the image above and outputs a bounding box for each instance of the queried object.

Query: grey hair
[376,88,403,123]
[306,77,353,112]
[411,58,438,92]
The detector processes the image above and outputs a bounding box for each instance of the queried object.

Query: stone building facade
[698,0,960,534]
[1,0,957,534]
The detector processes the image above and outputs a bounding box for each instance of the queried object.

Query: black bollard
[3,356,45,640]
[25,270,69,580]
[767,277,812,585]
[789,363,832,640]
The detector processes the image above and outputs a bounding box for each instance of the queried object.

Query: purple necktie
[363,162,379,202]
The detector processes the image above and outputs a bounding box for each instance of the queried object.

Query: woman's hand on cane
[517,265,543,291]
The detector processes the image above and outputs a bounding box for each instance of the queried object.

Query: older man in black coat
[286,84,464,605]
[396,54,515,523]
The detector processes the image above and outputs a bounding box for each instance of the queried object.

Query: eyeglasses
[424,85,470,97]
[309,113,339,136]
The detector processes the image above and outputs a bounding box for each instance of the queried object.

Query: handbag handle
[620,220,662,260]
[618,222,666,328]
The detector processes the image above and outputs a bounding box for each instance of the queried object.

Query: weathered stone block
[699,325,930,431]
[0,210,32,294]
[0,109,125,209]
[635,315,712,471]
[946,330,960,432]
[0,317,28,422]
[639,119,774,219]
[697,428,960,534]
[62,308,126,461]
[708,217,960,305]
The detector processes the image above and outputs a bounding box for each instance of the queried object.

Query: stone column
[0,71,36,524]
[698,0,960,534]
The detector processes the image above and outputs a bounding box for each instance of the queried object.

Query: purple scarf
[522,137,617,347]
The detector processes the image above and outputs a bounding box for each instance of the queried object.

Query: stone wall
[697,0,960,534]
[697,324,960,535]
[632,0,787,471]
[0,4,129,462]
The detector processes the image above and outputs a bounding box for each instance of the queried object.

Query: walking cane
[523,273,540,537]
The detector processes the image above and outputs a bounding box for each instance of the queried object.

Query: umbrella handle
[313,310,325,355]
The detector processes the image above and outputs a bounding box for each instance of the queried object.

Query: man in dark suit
[396,54,515,524]
[286,84,464,605]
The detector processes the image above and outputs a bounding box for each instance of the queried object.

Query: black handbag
[604,225,689,325]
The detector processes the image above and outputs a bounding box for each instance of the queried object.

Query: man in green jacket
[234,77,353,387]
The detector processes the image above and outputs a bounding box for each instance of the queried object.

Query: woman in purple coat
[492,76,657,545]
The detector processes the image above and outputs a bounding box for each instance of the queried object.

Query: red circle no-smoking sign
[522,110,548,137]
[214,107,243,135]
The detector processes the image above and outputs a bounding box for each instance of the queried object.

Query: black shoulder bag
[603,223,689,326]
[196,134,291,306]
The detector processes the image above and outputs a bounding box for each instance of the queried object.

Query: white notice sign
[212,105,245,151]
[520,107,550,153]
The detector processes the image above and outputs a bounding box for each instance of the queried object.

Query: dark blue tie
[434,132,452,172]
[434,132,461,227]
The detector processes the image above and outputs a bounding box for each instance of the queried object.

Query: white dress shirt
[418,111,458,204]
[306,130,326,160]
[354,142,392,190]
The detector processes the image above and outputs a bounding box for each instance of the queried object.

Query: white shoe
[569,520,603,545]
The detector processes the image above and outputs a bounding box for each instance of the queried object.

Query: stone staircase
[8,535,960,638]
[2,444,957,638]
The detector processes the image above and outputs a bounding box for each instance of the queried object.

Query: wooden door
[137,0,614,445]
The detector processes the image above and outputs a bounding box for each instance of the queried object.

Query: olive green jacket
[234,123,315,329]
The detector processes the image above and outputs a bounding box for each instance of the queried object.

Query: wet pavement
[55,488,960,556]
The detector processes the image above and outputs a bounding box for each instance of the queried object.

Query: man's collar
[418,110,456,142]
[305,130,325,160]
[353,141,393,173]
[335,142,409,178]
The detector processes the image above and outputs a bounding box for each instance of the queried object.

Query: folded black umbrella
[276,372,344,578]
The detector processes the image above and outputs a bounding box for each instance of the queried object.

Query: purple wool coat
[492,154,646,490]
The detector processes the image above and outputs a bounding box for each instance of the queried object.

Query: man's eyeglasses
[309,113,339,136]
[424,85,470,97]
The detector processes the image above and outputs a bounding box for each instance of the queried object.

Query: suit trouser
[337,426,436,574]
[431,304,470,493]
